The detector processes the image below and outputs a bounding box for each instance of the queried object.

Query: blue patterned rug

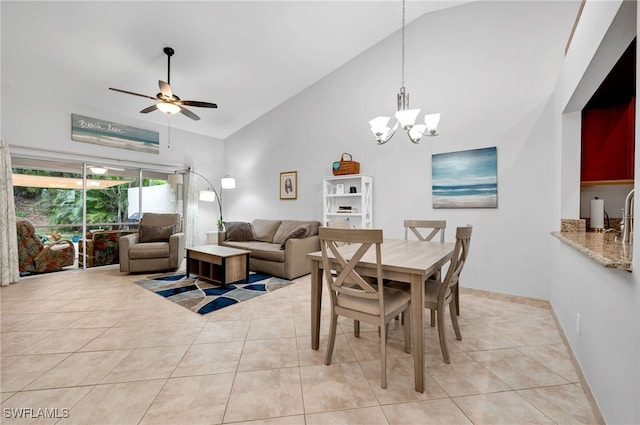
[134,272,293,315]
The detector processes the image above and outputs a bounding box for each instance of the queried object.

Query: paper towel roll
[590,198,605,229]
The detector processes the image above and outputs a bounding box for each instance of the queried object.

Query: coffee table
[186,245,251,285]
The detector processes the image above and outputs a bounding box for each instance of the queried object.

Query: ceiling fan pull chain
[167,115,172,149]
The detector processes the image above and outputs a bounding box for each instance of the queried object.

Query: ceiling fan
[109,47,217,121]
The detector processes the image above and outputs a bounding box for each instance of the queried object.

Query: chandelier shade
[369,0,440,145]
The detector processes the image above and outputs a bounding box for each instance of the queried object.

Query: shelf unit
[322,174,373,229]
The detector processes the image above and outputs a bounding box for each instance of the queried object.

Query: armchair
[16,220,75,273]
[119,213,185,273]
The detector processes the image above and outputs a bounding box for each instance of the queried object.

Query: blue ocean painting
[432,147,497,208]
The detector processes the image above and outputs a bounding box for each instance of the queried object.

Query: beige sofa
[218,219,320,280]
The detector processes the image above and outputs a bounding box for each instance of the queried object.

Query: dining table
[307,238,455,393]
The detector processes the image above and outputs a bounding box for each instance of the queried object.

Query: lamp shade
[90,167,107,175]
[221,176,236,189]
[199,190,216,202]
[424,113,441,135]
[395,108,420,129]
[168,174,184,185]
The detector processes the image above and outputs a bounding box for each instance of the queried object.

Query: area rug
[134,271,293,315]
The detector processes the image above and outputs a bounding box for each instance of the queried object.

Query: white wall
[2,86,226,245]
[225,1,578,301]
[551,1,639,424]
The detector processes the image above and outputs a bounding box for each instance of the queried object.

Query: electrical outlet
[576,313,581,335]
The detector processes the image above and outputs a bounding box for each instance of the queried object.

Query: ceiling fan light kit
[109,47,218,121]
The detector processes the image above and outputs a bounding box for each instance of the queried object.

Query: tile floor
[1,265,600,424]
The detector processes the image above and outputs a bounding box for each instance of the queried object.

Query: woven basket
[332,153,360,176]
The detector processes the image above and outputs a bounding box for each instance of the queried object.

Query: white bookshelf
[322,174,373,228]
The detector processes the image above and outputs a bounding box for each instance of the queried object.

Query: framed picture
[280,171,297,200]
[432,146,497,208]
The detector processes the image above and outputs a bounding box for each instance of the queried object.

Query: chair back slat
[404,219,446,242]
[319,227,383,301]
[439,225,472,300]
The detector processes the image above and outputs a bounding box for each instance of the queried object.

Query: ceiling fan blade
[140,105,158,114]
[109,87,156,100]
[180,100,218,108]
[159,80,173,98]
[179,106,200,120]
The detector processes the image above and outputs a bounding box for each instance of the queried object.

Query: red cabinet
[581,97,635,184]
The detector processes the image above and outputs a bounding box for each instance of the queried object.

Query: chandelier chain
[401,0,405,88]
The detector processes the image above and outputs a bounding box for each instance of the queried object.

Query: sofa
[218,219,321,280]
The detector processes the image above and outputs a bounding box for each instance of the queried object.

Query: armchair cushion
[139,224,175,243]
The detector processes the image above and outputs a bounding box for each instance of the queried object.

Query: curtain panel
[0,141,20,285]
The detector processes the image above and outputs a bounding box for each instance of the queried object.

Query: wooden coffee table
[186,245,250,285]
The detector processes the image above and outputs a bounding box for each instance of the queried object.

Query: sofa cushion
[272,220,320,244]
[139,224,175,243]
[225,221,253,242]
[251,219,282,242]
[224,241,285,262]
[280,224,311,249]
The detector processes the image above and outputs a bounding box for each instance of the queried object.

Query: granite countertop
[551,231,632,272]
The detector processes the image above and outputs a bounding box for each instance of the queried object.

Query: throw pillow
[280,224,311,249]
[224,222,253,242]
[139,224,175,243]
[251,219,283,242]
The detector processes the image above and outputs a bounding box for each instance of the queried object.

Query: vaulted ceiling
[2,1,472,140]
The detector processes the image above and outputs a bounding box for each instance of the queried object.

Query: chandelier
[369,0,441,145]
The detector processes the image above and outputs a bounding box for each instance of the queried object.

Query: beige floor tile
[427,361,510,397]
[59,380,165,425]
[306,406,390,425]
[516,344,580,383]
[0,354,69,392]
[78,326,151,351]
[229,416,306,425]
[0,330,53,355]
[454,391,555,424]
[11,311,90,331]
[382,398,473,425]
[239,337,299,371]
[171,341,243,377]
[246,316,296,340]
[24,349,131,390]
[101,345,190,383]
[360,356,448,404]
[224,368,304,422]
[19,328,107,354]
[518,384,599,425]
[296,334,357,366]
[0,267,600,425]
[299,362,378,414]
[468,348,568,389]
[139,374,234,425]
[0,386,91,425]
[0,313,43,332]
[194,320,250,343]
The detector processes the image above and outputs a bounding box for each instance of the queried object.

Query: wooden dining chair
[404,219,447,326]
[404,219,446,243]
[426,225,472,363]
[319,227,411,389]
